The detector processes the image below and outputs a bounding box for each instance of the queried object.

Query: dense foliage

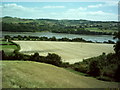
[114,31,120,55]
[70,53,120,82]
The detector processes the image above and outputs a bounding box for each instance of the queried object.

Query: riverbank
[14,41,114,64]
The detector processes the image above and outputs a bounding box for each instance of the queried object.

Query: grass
[2,61,119,88]
[65,68,87,76]
[0,41,13,44]
[86,28,117,33]
[0,41,18,55]
[14,41,114,64]
[2,45,18,55]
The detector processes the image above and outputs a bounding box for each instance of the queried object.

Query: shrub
[97,76,113,81]
[30,52,40,62]
[74,65,88,73]
[1,50,8,60]
[13,51,25,60]
[88,60,101,77]
[114,64,120,82]
[46,53,62,66]
[61,62,70,68]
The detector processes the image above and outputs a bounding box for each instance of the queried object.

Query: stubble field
[14,41,114,64]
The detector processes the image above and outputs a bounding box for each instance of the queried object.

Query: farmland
[14,41,114,63]
[2,17,118,35]
[0,41,18,55]
[2,61,119,88]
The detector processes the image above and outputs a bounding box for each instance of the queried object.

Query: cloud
[62,8,117,21]
[78,7,87,10]
[3,4,26,11]
[68,7,87,13]
[2,3,118,21]
[88,4,103,8]
[1,0,119,2]
[88,1,118,8]
[105,1,118,6]
[2,3,43,18]
[43,6,65,8]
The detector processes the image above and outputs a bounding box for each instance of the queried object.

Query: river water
[2,31,116,42]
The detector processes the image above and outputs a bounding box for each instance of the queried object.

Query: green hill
[1,16,118,35]
[2,61,119,88]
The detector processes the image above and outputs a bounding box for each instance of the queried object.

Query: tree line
[3,35,115,44]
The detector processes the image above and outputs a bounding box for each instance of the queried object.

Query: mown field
[2,61,119,88]
[14,41,114,64]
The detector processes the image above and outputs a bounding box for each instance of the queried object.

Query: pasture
[2,61,119,88]
[14,41,114,63]
[0,41,18,55]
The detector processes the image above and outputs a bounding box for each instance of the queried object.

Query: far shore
[14,41,114,64]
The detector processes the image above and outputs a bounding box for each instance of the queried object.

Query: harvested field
[14,41,114,64]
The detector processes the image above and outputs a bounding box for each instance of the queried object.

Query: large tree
[114,31,120,55]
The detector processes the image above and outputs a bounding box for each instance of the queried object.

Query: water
[2,31,116,42]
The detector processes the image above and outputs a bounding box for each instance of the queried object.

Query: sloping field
[2,61,119,88]
[14,41,114,63]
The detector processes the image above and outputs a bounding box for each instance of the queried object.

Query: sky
[1,1,120,21]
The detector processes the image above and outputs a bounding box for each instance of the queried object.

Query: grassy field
[0,41,18,55]
[86,28,117,33]
[14,41,114,64]
[0,41,13,45]
[2,61,119,88]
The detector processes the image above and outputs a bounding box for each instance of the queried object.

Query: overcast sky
[1,1,119,21]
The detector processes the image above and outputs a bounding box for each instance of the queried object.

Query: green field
[86,28,117,33]
[2,61,119,88]
[0,41,18,55]
[0,41,13,45]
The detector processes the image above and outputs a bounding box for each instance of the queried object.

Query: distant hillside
[2,61,119,88]
[1,16,118,35]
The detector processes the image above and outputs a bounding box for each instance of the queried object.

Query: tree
[114,64,120,82]
[114,31,120,40]
[114,31,120,55]
[46,53,62,66]
[88,60,101,77]
[30,52,40,61]
[114,41,120,55]
[1,50,7,60]
[4,35,11,41]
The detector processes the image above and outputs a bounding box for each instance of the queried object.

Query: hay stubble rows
[14,41,114,63]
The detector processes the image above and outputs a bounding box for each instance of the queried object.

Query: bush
[88,60,101,77]
[97,76,113,81]
[74,64,88,73]
[30,52,40,62]
[114,64,120,82]
[61,62,70,68]
[46,53,62,66]
[13,50,25,60]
